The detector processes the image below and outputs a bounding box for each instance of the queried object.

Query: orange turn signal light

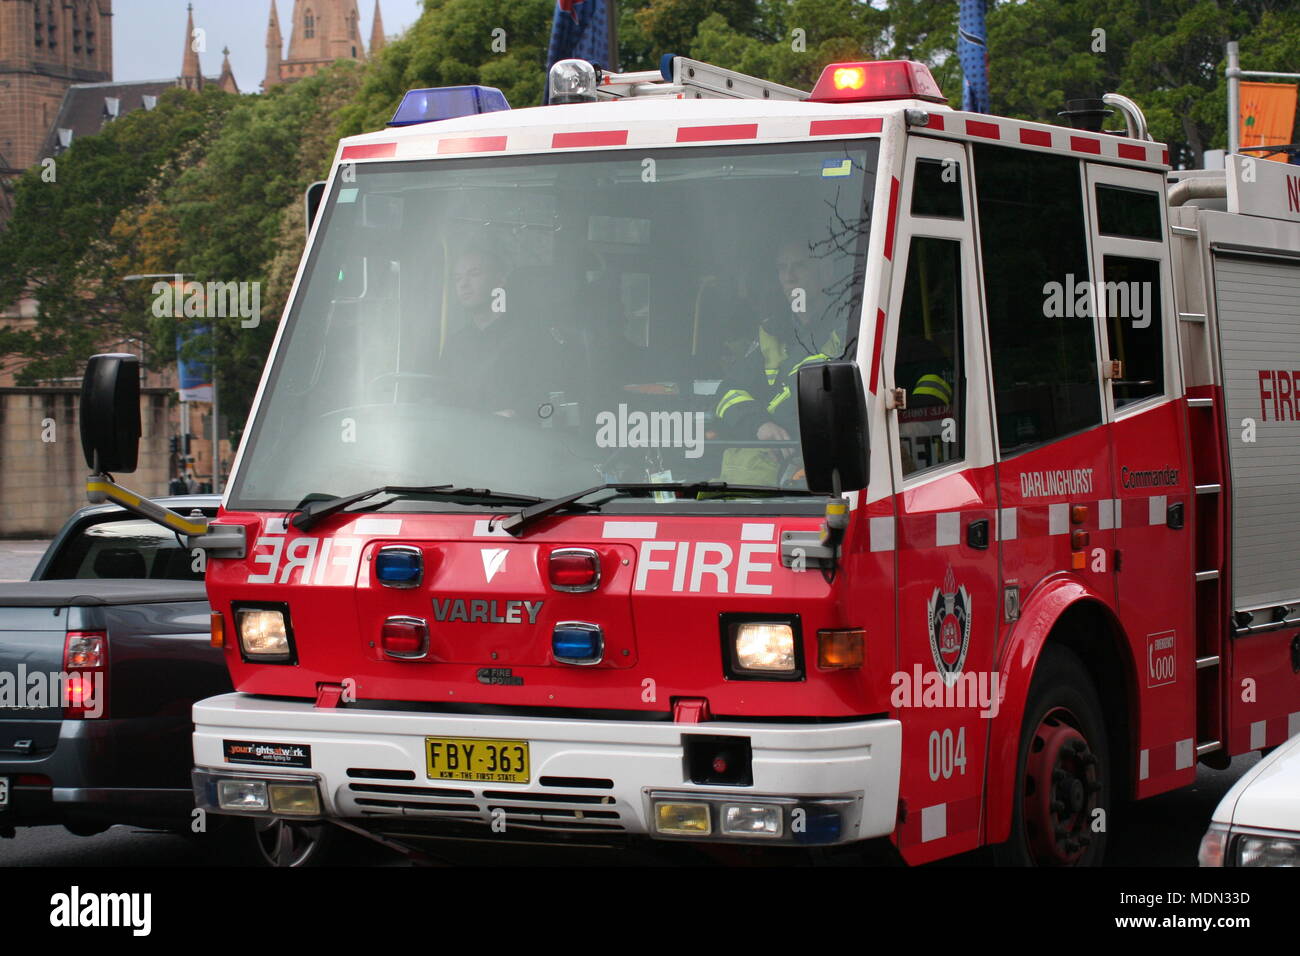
[210,611,224,648]
[818,628,865,669]
[1071,551,1087,570]
[1071,505,1088,525]
[1071,529,1090,550]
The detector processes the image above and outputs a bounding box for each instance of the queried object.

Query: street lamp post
[121,272,220,493]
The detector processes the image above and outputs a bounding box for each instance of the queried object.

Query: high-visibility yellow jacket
[714,319,845,439]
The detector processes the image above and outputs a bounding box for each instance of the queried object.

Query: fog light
[655,801,711,835]
[218,779,268,811]
[721,804,782,837]
[269,784,321,816]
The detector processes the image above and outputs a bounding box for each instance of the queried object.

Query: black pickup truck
[0,496,224,837]
[0,496,337,865]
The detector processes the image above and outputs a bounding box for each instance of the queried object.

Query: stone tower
[0,0,114,177]
[266,0,375,87]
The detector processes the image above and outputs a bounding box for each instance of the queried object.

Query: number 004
[928,727,968,781]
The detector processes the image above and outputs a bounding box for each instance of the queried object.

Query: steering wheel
[366,371,444,404]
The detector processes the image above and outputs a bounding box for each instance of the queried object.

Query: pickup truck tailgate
[0,580,208,758]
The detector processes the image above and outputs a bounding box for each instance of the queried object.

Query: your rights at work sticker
[223,740,312,768]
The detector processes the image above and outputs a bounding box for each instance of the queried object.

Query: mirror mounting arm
[86,472,210,536]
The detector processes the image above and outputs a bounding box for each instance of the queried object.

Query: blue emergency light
[552,623,604,665]
[374,546,423,587]
[388,86,510,127]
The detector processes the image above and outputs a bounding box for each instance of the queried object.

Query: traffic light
[169,436,179,455]
[183,433,193,455]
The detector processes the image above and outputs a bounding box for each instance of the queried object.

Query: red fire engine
[81,55,1300,865]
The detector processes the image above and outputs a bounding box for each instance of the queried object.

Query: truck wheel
[998,644,1110,866]
[251,817,334,867]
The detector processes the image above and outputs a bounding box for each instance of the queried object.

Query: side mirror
[80,353,141,473]
[305,180,327,235]
[796,360,869,493]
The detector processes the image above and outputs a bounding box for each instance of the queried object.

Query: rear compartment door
[1212,252,1300,752]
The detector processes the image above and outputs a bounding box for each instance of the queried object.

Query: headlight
[1237,834,1300,867]
[735,623,796,672]
[235,605,294,662]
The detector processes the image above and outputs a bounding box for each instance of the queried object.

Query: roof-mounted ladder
[596,56,808,103]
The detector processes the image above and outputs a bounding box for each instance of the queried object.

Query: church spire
[179,3,204,91]
[264,0,283,90]
[370,2,386,57]
[218,47,239,93]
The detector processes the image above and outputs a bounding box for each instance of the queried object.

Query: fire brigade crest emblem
[928,567,972,685]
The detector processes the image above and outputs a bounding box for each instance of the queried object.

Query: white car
[1199,732,1300,867]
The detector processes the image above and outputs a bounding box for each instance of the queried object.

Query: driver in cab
[712,240,845,485]
[438,246,560,420]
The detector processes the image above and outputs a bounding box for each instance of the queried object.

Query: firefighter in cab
[713,239,845,485]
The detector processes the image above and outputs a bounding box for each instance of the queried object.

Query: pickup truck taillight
[63,630,107,720]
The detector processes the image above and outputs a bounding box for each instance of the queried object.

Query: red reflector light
[381,617,429,659]
[549,548,600,592]
[810,60,947,104]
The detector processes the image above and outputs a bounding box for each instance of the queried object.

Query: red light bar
[809,60,947,105]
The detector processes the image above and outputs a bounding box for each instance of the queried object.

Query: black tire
[197,815,336,867]
[995,644,1111,866]
[248,817,335,867]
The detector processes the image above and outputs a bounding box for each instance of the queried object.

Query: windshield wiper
[291,485,544,532]
[500,481,819,537]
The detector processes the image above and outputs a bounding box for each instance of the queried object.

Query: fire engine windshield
[229,139,879,512]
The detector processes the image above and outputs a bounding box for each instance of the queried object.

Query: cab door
[885,136,1001,864]
[1084,163,1197,796]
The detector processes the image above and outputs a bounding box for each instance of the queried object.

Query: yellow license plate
[425,737,530,783]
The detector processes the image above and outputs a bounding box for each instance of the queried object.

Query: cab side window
[974,145,1101,455]
[896,236,965,477]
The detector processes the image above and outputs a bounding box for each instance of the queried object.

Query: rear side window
[43,517,204,581]
[975,144,1101,455]
[1096,184,1163,240]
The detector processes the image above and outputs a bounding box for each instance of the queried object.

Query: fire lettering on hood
[247,534,362,585]
[632,540,777,594]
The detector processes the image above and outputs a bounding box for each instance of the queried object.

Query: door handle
[967,518,990,550]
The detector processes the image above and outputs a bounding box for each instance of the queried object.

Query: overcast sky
[113,0,426,91]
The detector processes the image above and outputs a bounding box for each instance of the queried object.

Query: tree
[337,0,555,136]
[0,88,235,384]
[986,0,1300,167]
